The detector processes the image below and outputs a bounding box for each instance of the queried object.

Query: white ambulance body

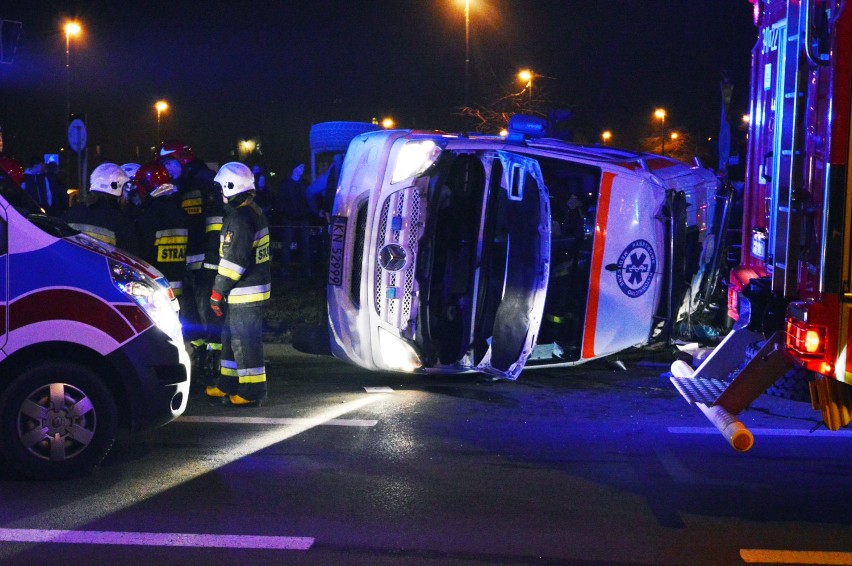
[326,117,721,379]
[0,184,190,479]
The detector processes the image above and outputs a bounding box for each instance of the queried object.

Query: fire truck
[671,0,852,450]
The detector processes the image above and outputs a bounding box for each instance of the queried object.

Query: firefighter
[134,161,189,301]
[207,162,271,407]
[157,140,220,375]
[63,162,139,255]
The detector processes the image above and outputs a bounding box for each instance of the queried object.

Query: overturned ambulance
[325,116,726,379]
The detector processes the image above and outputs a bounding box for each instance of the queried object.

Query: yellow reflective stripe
[227,291,271,304]
[183,197,203,207]
[206,222,223,232]
[238,373,267,384]
[253,234,270,247]
[154,236,189,245]
[218,265,242,281]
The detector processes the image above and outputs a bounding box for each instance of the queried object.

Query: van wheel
[0,362,117,480]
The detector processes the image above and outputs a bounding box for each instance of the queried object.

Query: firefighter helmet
[0,156,25,188]
[157,140,195,165]
[90,163,130,197]
[135,162,172,198]
[120,162,141,180]
[215,162,255,198]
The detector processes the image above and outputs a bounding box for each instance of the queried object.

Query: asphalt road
[0,345,850,565]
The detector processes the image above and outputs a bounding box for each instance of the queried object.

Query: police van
[326,116,724,379]
[0,181,189,479]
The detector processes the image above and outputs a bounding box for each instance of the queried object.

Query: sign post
[67,117,87,192]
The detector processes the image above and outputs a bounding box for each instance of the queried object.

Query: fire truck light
[804,329,822,354]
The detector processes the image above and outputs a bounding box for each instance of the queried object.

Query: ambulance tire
[0,362,117,480]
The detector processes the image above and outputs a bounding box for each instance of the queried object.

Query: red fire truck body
[672,0,852,450]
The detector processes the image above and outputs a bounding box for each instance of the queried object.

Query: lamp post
[64,21,81,123]
[464,0,470,110]
[64,20,81,188]
[654,108,667,155]
[519,69,533,111]
[154,100,169,144]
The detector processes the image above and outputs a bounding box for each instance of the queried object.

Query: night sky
[1,1,756,175]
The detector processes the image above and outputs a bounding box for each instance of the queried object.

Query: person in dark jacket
[207,162,271,407]
[134,161,189,301]
[63,162,138,255]
[276,161,314,278]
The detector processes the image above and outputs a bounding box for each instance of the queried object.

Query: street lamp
[519,69,534,109]
[601,130,612,144]
[64,20,81,122]
[654,108,667,155]
[63,20,82,188]
[154,100,169,143]
[381,117,395,129]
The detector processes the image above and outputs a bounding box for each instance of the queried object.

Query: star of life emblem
[615,239,656,298]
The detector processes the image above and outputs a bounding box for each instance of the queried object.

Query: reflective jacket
[214,199,271,306]
[63,194,138,256]
[180,160,217,272]
[135,192,189,296]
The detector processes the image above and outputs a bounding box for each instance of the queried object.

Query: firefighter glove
[210,290,225,317]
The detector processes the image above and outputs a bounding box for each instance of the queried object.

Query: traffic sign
[68,118,87,153]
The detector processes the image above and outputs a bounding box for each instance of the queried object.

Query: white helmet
[215,162,255,198]
[90,163,129,197]
[120,162,141,180]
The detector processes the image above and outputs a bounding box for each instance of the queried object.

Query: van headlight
[378,327,422,372]
[109,259,183,343]
[391,140,442,184]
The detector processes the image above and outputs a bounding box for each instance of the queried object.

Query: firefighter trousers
[217,302,267,402]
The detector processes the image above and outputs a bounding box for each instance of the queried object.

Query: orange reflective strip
[582,171,616,359]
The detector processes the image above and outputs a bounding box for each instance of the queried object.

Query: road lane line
[741,549,852,564]
[178,416,377,427]
[669,427,852,437]
[0,528,313,550]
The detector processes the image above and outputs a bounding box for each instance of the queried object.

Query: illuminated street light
[381,117,395,129]
[670,131,679,140]
[654,108,667,155]
[601,130,612,144]
[518,69,534,106]
[154,100,169,144]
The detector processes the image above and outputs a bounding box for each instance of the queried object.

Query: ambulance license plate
[328,216,347,286]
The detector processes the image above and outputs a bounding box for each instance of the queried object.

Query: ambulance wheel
[0,362,117,480]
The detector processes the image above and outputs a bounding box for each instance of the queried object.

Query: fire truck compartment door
[582,173,665,359]
[476,151,550,380]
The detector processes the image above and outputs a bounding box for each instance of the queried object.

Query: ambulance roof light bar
[506,115,548,143]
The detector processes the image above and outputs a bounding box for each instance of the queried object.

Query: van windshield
[0,183,78,238]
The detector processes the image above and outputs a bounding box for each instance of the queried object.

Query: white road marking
[0,528,313,550]
[741,549,852,564]
[178,416,377,427]
[668,427,852,437]
[364,386,394,393]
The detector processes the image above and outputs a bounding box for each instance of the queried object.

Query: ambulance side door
[582,172,665,359]
[476,151,550,380]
